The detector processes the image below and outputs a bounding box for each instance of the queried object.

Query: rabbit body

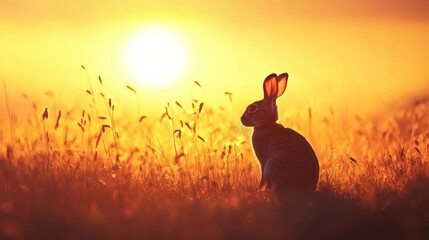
[252,123,319,192]
[241,73,319,193]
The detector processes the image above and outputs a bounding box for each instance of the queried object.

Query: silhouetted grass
[0,73,428,239]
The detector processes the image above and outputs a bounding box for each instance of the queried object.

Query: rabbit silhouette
[241,73,319,193]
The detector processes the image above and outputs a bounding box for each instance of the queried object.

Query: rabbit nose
[240,115,246,123]
[241,115,251,126]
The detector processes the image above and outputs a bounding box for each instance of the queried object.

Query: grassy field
[1,76,428,239]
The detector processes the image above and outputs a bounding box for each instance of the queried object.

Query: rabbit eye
[248,105,258,113]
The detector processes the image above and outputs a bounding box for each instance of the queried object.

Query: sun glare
[123,26,189,89]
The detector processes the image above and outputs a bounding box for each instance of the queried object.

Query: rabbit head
[241,73,288,127]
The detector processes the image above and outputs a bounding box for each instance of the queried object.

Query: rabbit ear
[276,73,288,98]
[263,73,278,99]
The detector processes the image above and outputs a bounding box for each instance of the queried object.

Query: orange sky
[1,0,429,119]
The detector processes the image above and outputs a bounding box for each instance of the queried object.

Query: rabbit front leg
[258,177,270,189]
[258,160,273,190]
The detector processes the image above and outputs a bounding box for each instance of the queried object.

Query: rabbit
[241,73,319,193]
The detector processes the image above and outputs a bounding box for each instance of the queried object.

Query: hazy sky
[1,0,429,118]
[2,0,429,23]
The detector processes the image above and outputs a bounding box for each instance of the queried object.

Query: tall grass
[0,73,428,239]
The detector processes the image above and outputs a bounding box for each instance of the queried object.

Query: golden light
[123,26,189,89]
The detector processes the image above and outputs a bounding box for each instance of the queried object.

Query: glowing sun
[123,26,189,88]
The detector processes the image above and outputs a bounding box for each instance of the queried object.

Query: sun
[123,26,189,89]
